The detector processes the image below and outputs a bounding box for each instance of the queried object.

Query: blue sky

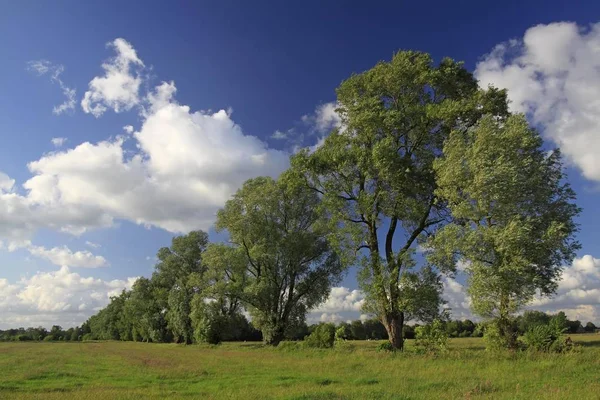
[1,1,600,328]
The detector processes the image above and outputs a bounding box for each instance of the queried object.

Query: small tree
[431,114,580,349]
[305,324,336,348]
[415,320,448,354]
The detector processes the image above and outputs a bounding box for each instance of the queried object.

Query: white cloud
[0,266,137,328]
[27,60,76,115]
[313,102,341,134]
[319,313,344,324]
[530,255,600,322]
[442,255,600,323]
[271,130,288,140]
[81,38,144,117]
[475,22,600,182]
[314,286,364,313]
[0,86,288,239]
[442,276,473,320]
[51,137,67,148]
[1,39,289,243]
[0,176,114,242]
[0,172,15,193]
[27,244,107,268]
[85,241,100,249]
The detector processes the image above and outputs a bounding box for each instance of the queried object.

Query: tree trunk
[264,324,285,346]
[383,312,404,350]
[497,316,517,350]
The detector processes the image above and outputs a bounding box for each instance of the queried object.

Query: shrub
[376,341,395,353]
[335,326,348,341]
[520,322,573,353]
[16,335,32,341]
[304,323,335,348]
[415,320,448,354]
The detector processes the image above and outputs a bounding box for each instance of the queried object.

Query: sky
[1,1,600,328]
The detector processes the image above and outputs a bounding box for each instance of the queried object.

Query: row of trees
[83,50,579,350]
[0,325,86,342]
[85,175,345,346]
[6,310,595,343]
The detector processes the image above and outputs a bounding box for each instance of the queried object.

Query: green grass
[0,336,599,399]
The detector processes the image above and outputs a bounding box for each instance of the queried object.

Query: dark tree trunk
[497,316,518,350]
[383,312,404,350]
[264,324,285,346]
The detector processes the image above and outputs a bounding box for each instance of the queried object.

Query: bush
[520,323,573,353]
[43,335,55,342]
[16,335,32,341]
[415,320,448,354]
[376,341,395,353]
[304,323,335,348]
[335,326,348,341]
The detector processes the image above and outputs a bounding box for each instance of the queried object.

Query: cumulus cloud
[81,38,144,117]
[0,174,114,242]
[312,102,342,134]
[0,172,15,193]
[1,39,290,244]
[12,82,289,234]
[314,286,364,313]
[442,256,600,323]
[26,244,107,268]
[51,137,67,148]
[27,60,76,115]
[273,102,341,152]
[85,241,100,249]
[0,267,137,329]
[530,255,600,322]
[271,130,288,140]
[318,313,344,324]
[475,22,600,182]
[442,276,472,320]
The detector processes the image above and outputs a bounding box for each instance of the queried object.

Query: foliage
[304,324,336,348]
[431,114,580,349]
[293,50,508,349]
[415,320,448,354]
[335,325,349,341]
[190,299,229,345]
[376,341,395,352]
[210,174,344,345]
[520,323,572,353]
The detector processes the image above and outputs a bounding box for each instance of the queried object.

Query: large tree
[209,174,344,345]
[293,51,508,349]
[430,114,580,348]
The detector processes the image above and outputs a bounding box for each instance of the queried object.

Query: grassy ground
[0,336,599,399]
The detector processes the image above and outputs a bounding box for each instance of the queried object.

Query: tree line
[8,50,581,351]
[4,310,596,343]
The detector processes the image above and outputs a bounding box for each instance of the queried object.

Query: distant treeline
[2,310,596,343]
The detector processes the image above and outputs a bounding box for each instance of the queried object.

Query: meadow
[0,336,599,399]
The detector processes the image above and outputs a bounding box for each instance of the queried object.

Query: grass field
[0,336,599,399]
